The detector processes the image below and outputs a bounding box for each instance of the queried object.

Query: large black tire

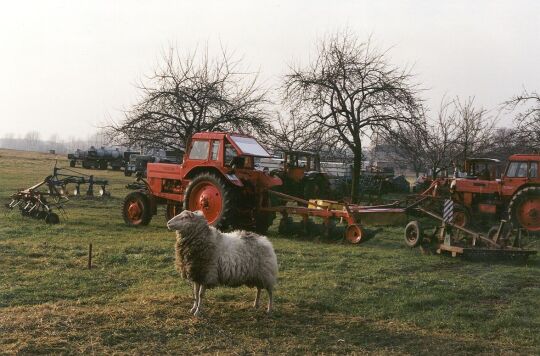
[183,173,235,230]
[404,220,422,247]
[508,186,540,234]
[99,161,108,170]
[69,160,76,168]
[82,160,92,169]
[122,192,152,226]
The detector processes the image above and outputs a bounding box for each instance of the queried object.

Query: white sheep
[167,210,278,316]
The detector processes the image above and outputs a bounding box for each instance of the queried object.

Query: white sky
[1,0,539,141]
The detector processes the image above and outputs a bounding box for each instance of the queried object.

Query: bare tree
[260,110,318,152]
[504,89,540,151]
[107,47,271,150]
[453,96,496,162]
[259,109,349,161]
[386,96,495,178]
[283,31,422,201]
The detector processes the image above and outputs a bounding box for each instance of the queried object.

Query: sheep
[167,210,278,316]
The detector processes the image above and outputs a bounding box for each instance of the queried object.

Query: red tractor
[122,132,282,233]
[445,154,540,233]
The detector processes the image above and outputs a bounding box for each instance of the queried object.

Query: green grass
[1,149,539,354]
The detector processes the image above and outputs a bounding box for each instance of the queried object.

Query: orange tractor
[270,150,332,199]
[122,132,282,233]
[428,155,540,233]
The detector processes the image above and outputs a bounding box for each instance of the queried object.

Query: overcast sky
[1,0,539,141]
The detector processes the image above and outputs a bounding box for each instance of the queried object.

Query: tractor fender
[223,173,244,187]
[184,166,244,187]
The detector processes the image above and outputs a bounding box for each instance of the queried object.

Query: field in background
[1,149,539,354]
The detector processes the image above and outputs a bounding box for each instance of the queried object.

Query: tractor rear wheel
[508,187,540,233]
[122,192,152,226]
[183,173,235,229]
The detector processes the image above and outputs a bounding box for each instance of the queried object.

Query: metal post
[88,243,93,269]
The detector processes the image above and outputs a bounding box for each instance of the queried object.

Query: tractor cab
[282,150,321,182]
[271,150,331,199]
[462,158,502,180]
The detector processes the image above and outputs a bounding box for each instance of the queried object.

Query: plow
[263,190,536,261]
[404,201,537,261]
[4,164,109,224]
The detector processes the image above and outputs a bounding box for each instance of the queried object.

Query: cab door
[503,161,530,196]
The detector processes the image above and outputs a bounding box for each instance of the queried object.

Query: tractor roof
[509,154,540,161]
[191,132,271,158]
[466,158,501,163]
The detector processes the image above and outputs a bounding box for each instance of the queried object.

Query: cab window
[530,162,538,178]
[188,140,209,160]
[224,142,238,166]
[210,141,220,161]
[507,162,528,178]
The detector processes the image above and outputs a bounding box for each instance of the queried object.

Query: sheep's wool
[170,211,278,290]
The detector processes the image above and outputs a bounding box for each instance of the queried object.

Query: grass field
[1,149,539,355]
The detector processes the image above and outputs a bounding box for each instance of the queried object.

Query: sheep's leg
[193,285,206,317]
[266,288,273,314]
[254,288,262,308]
[190,283,199,314]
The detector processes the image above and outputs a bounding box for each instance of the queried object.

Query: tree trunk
[350,147,363,203]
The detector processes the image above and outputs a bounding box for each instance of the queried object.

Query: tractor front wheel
[122,192,152,226]
[183,173,235,229]
[508,187,540,233]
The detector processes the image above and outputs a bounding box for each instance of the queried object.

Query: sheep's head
[167,210,207,234]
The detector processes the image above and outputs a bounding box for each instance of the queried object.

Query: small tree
[284,31,421,202]
[504,89,540,151]
[453,97,496,162]
[107,48,271,150]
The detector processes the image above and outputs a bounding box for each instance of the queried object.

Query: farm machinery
[121,132,538,260]
[425,155,540,234]
[270,150,333,199]
[4,164,109,224]
[122,132,282,232]
[68,146,139,171]
[404,197,537,261]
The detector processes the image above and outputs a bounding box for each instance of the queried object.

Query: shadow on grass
[1,297,525,355]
